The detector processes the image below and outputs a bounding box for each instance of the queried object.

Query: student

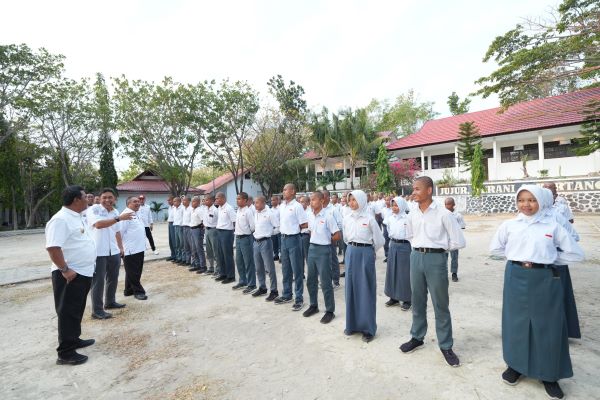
[343,190,384,342]
[189,196,207,273]
[383,196,411,310]
[252,196,280,301]
[270,195,281,261]
[399,177,465,367]
[299,196,311,272]
[444,197,466,282]
[304,191,341,324]
[381,196,393,263]
[181,196,193,266]
[172,197,184,264]
[233,192,256,293]
[215,192,237,284]
[202,195,220,276]
[490,185,584,400]
[323,190,343,289]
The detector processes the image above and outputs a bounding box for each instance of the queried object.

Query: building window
[413,157,428,170]
[431,154,456,169]
[544,141,577,159]
[316,172,323,178]
[345,169,351,178]
[500,144,539,163]
[354,167,366,177]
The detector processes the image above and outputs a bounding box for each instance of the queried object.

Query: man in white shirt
[87,188,134,319]
[172,197,184,263]
[543,182,574,223]
[180,196,193,265]
[120,196,149,300]
[400,176,465,367]
[233,192,256,293]
[189,196,207,273]
[270,195,281,261]
[323,190,343,289]
[202,194,220,276]
[252,196,280,300]
[274,184,308,311]
[45,185,97,365]
[381,196,393,262]
[299,196,311,271]
[166,195,176,261]
[138,195,158,255]
[444,197,466,283]
[215,192,237,283]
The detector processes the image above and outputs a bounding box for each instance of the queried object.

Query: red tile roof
[387,87,600,151]
[117,170,203,194]
[197,169,247,193]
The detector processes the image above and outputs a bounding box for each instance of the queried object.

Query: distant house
[197,169,264,207]
[116,170,203,221]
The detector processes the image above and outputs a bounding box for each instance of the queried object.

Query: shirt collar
[63,206,83,217]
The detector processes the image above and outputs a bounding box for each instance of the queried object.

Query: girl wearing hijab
[490,185,584,400]
[383,196,412,310]
[343,190,385,342]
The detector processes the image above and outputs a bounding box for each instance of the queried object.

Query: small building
[197,169,265,208]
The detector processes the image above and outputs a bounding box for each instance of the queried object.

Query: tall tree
[575,99,600,155]
[0,116,21,229]
[308,107,340,184]
[366,90,438,135]
[93,73,118,189]
[447,92,471,115]
[375,143,393,192]
[471,144,486,197]
[475,0,600,108]
[457,121,482,171]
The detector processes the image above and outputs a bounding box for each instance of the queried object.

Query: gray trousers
[182,226,192,263]
[410,251,453,350]
[254,238,277,291]
[330,243,340,285]
[301,233,310,270]
[307,244,335,312]
[175,225,184,261]
[205,228,219,273]
[236,235,255,286]
[91,254,121,314]
[190,227,206,269]
[449,250,459,274]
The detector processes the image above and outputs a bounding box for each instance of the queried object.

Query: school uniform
[167,204,176,260]
[189,206,207,272]
[216,202,237,280]
[271,205,281,259]
[235,205,256,287]
[181,205,193,264]
[253,207,279,294]
[343,191,385,337]
[324,203,343,286]
[381,205,392,259]
[278,199,308,304]
[173,205,184,262]
[554,196,574,221]
[120,207,147,296]
[307,208,340,312]
[384,198,411,303]
[406,201,465,350]
[203,204,219,274]
[300,207,311,271]
[449,211,466,276]
[490,185,584,384]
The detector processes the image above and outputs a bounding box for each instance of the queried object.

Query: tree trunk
[26,190,55,228]
[11,188,18,230]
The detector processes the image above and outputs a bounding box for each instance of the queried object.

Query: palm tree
[309,107,341,187]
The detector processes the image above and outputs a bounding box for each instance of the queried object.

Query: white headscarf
[393,196,409,214]
[515,184,551,224]
[349,190,368,216]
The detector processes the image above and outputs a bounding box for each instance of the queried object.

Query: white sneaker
[153,250,159,255]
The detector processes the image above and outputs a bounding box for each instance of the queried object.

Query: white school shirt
[308,208,339,245]
[45,207,97,276]
[341,205,352,218]
[554,196,574,221]
[138,204,153,227]
[216,203,236,230]
[406,201,465,251]
[489,214,584,265]
[548,208,579,241]
[452,211,466,229]
[324,203,343,230]
[381,207,393,225]
[119,207,147,255]
[384,212,409,240]
[254,207,279,239]
[271,206,280,234]
[190,206,204,227]
[182,205,193,227]
[173,205,184,226]
[235,206,255,235]
[301,208,311,234]
[87,204,121,257]
[343,211,385,251]
[203,205,219,228]
[167,205,175,222]
[279,199,308,235]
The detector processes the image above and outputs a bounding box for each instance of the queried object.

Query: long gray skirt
[384,241,411,302]
[502,261,572,381]
[345,245,377,336]
[554,265,581,339]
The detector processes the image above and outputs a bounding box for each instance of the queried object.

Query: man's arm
[46,247,77,282]
[116,231,124,256]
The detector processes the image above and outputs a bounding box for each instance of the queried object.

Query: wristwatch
[59,265,69,273]
[114,216,120,222]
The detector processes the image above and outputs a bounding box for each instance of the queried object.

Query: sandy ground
[1,215,599,400]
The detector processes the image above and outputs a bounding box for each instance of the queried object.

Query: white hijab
[515,184,552,224]
[349,190,368,216]
[393,196,409,215]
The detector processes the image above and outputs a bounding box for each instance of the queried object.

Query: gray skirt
[384,241,411,302]
[345,244,377,336]
[554,264,581,339]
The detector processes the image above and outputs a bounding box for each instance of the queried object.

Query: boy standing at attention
[444,197,466,282]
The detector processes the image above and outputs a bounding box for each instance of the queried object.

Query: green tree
[471,144,486,197]
[317,170,345,190]
[475,0,600,108]
[575,99,600,156]
[308,107,340,186]
[457,121,482,171]
[366,90,438,135]
[375,143,393,192]
[0,117,21,229]
[447,92,471,115]
[93,73,118,189]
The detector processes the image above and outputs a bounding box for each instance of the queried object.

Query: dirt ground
[1,215,599,400]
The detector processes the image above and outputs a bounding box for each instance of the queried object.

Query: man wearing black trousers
[46,185,97,366]
[120,196,149,300]
[138,195,159,255]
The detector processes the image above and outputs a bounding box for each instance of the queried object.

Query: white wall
[222,176,265,208]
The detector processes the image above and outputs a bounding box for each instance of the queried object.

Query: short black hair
[415,176,434,189]
[100,188,117,197]
[311,190,324,200]
[62,185,85,206]
[238,191,248,200]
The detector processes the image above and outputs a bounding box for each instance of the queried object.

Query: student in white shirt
[172,197,184,263]
[381,195,393,262]
[270,195,281,261]
[189,196,207,273]
[323,190,343,289]
[543,182,574,223]
[299,196,311,272]
[343,190,385,343]
[180,196,193,265]
[233,192,256,293]
[252,196,280,300]
[384,196,412,310]
[166,195,176,261]
[215,192,237,283]
[202,194,220,276]
[444,197,466,282]
[120,196,149,300]
[304,191,340,324]
[489,185,584,400]
[138,195,158,255]
[399,177,465,367]
[45,185,97,366]
[87,188,133,319]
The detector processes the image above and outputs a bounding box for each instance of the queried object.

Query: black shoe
[502,367,521,386]
[362,333,374,343]
[215,275,226,281]
[243,286,256,294]
[400,302,412,311]
[189,267,200,272]
[105,302,126,309]
[543,381,564,400]
[273,255,279,261]
[303,305,319,317]
[383,258,387,263]
[265,291,279,302]
[91,311,113,320]
[274,296,292,305]
[232,283,246,290]
[166,257,174,261]
[344,330,355,336]
[340,272,345,277]
[56,352,88,366]
[252,288,268,297]
[320,312,335,324]
[196,269,207,274]
[75,338,95,349]
[222,278,235,284]
[123,291,133,297]
[385,299,400,307]
[292,301,304,311]
[452,273,458,282]
[134,294,148,300]
[204,269,214,275]
[400,338,424,353]
[441,348,460,367]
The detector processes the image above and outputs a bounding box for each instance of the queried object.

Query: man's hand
[119,247,125,257]
[119,211,135,221]
[62,269,77,283]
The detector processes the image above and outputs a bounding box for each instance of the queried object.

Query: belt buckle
[522,262,533,269]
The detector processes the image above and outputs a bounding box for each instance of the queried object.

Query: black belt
[206,227,215,230]
[282,233,300,237]
[310,243,330,247]
[413,247,445,253]
[255,237,270,243]
[510,260,549,269]
[236,234,251,239]
[349,242,372,247]
[217,228,233,232]
[191,225,204,230]
[301,232,310,236]
[391,239,409,244]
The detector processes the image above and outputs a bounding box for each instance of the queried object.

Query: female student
[383,196,412,310]
[490,185,584,400]
[343,190,384,342]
